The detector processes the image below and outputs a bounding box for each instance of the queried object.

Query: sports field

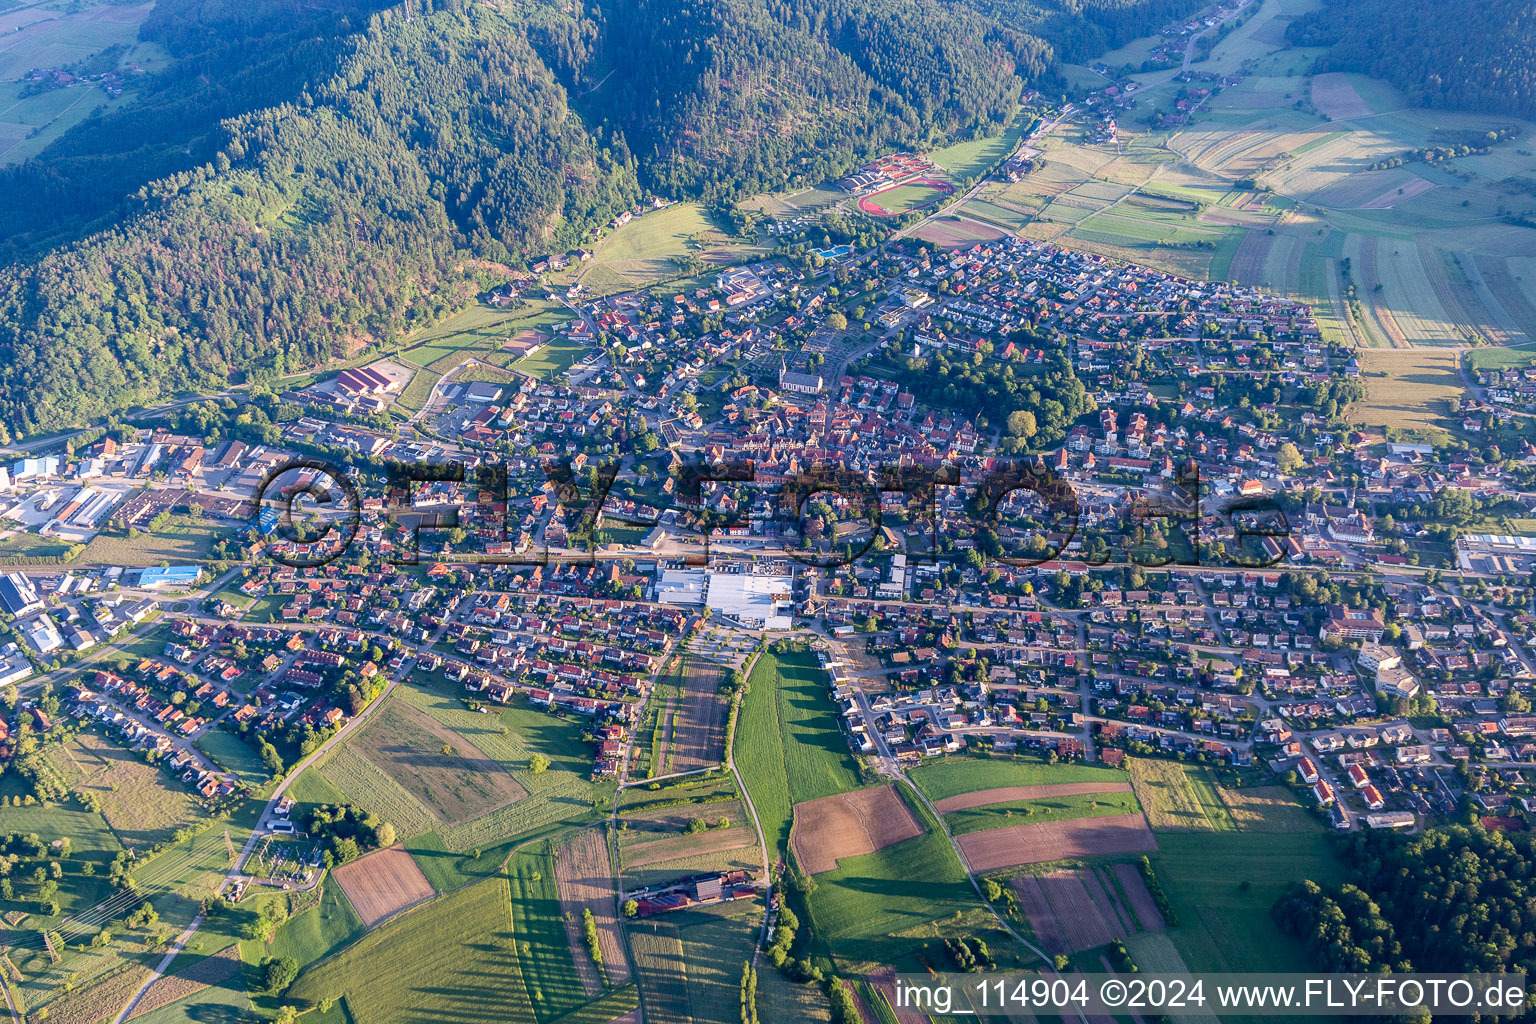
[857,178,955,217]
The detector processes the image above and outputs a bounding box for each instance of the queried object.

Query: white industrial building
[705,569,793,631]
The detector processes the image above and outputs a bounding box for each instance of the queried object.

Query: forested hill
[1289,0,1536,120]
[0,3,642,437]
[0,0,1196,437]
[0,0,396,256]
[1274,824,1536,976]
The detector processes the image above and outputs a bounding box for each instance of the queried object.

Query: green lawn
[1152,830,1346,975]
[907,756,1127,804]
[264,881,366,971]
[734,648,861,859]
[513,335,591,381]
[1468,346,1536,373]
[194,729,271,789]
[942,790,1142,837]
[506,843,588,1022]
[928,113,1035,181]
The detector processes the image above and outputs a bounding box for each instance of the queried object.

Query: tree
[375,822,397,848]
[826,312,848,331]
[260,955,299,994]
[622,899,639,917]
[529,753,550,773]
[1277,442,1304,475]
[1006,409,1037,439]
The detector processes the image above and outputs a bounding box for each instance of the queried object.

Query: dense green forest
[1274,824,1536,975]
[0,2,640,437]
[0,0,1193,436]
[1289,0,1536,120]
[0,0,395,255]
[957,0,1207,65]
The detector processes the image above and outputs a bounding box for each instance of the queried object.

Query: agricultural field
[804,800,986,970]
[909,756,1127,805]
[956,814,1158,872]
[619,848,765,893]
[505,843,591,1021]
[348,698,528,827]
[330,844,436,928]
[667,655,728,773]
[0,1,161,165]
[733,648,862,860]
[983,0,1536,366]
[629,900,762,1024]
[910,215,1011,248]
[315,673,602,877]
[1353,347,1466,433]
[1010,865,1164,955]
[1125,758,1236,832]
[287,878,536,1024]
[932,780,1133,813]
[1217,785,1319,832]
[311,743,443,842]
[618,803,756,874]
[46,727,209,852]
[9,820,246,1019]
[942,789,1143,837]
[552,829,628,993]
[125,944,243,1022]
[790,784,924,875]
